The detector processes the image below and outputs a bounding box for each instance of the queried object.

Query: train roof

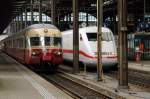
[62,26,112,35]
[26,24,57,30]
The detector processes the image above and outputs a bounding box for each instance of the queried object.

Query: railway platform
[129,61,150,73]
[59,64,150,99]
[0,51,73,99]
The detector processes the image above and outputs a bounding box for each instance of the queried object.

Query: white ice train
[62,26,118,69]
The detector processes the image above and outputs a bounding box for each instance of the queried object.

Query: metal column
[118,0,128,89]
[113,9,116,34]
[24,5,27,28]
[143,0,146,21]
[17,16,20,32]
[73,0,79,73]
[69,13,72,27]
[15,18,17,33]
[12,20,15,33]
[69,13,71,22]
[51,0,57,26]
[20,12,23,30]
[30,0,34,25]
[39,0,42,23]
[66,14,69,22]
[97,0,103,81]
[15,17,17,33]
[86,13,89,26]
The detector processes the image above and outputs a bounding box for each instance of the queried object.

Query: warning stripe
[63,49,117,60]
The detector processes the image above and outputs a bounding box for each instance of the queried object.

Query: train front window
[86,32,113,41]
[54,37,61,47]
[45,37,53,46]
[45,37,61,47]
[30,37,40,46]
[86,33,97,41]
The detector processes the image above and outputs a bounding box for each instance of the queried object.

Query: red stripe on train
[63,49,117,59]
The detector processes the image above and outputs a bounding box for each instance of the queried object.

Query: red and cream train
[1,24,63,70]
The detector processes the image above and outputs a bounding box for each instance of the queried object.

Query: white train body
[62,26,117,68]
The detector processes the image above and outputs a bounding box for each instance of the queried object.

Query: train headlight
[32,52,36,56]
[32,50,40,56]
[54,51,62,56]
[57,52,61,55]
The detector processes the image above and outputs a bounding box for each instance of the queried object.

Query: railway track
[37,64,150,99]
[41,73,112,99]
[107,69,150,91]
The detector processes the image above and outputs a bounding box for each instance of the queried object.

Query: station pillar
[24,5,27,28]
[97,0,104,81]
[51,0,58,26]
[73,0,79,73]
[17,16,19,32]
[113,9,116,35]
[20,12,23,30]
[30,0,34,25]
[118,0,129,89]
[39,0,42,23]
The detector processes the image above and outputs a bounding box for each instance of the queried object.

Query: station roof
[0,0,28,34]
[0,0,149,34]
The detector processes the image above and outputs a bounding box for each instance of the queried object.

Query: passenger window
[30,37,40,46]
[54,37,61,47]
[45,37,54,46]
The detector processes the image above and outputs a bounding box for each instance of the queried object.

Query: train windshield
[86,33,97,41]
[54,37,61,47]
[86,32,113,41]
[30,37,40,46]
[45,37,61,47]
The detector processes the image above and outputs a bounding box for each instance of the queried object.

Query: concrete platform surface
[59,65,150,99]
[129,61,150,73]
[0,52,73,99]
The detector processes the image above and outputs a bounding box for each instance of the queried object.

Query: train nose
[51,49,63,64]
[42,49,52,61]
[42,49,63,62]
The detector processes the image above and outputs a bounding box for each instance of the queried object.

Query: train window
[45,37,53,46]
[30,37,40,46]
[86,33,97,41]
[45,37,61,47]
[86,32,113,41]
[54,37,61,47]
